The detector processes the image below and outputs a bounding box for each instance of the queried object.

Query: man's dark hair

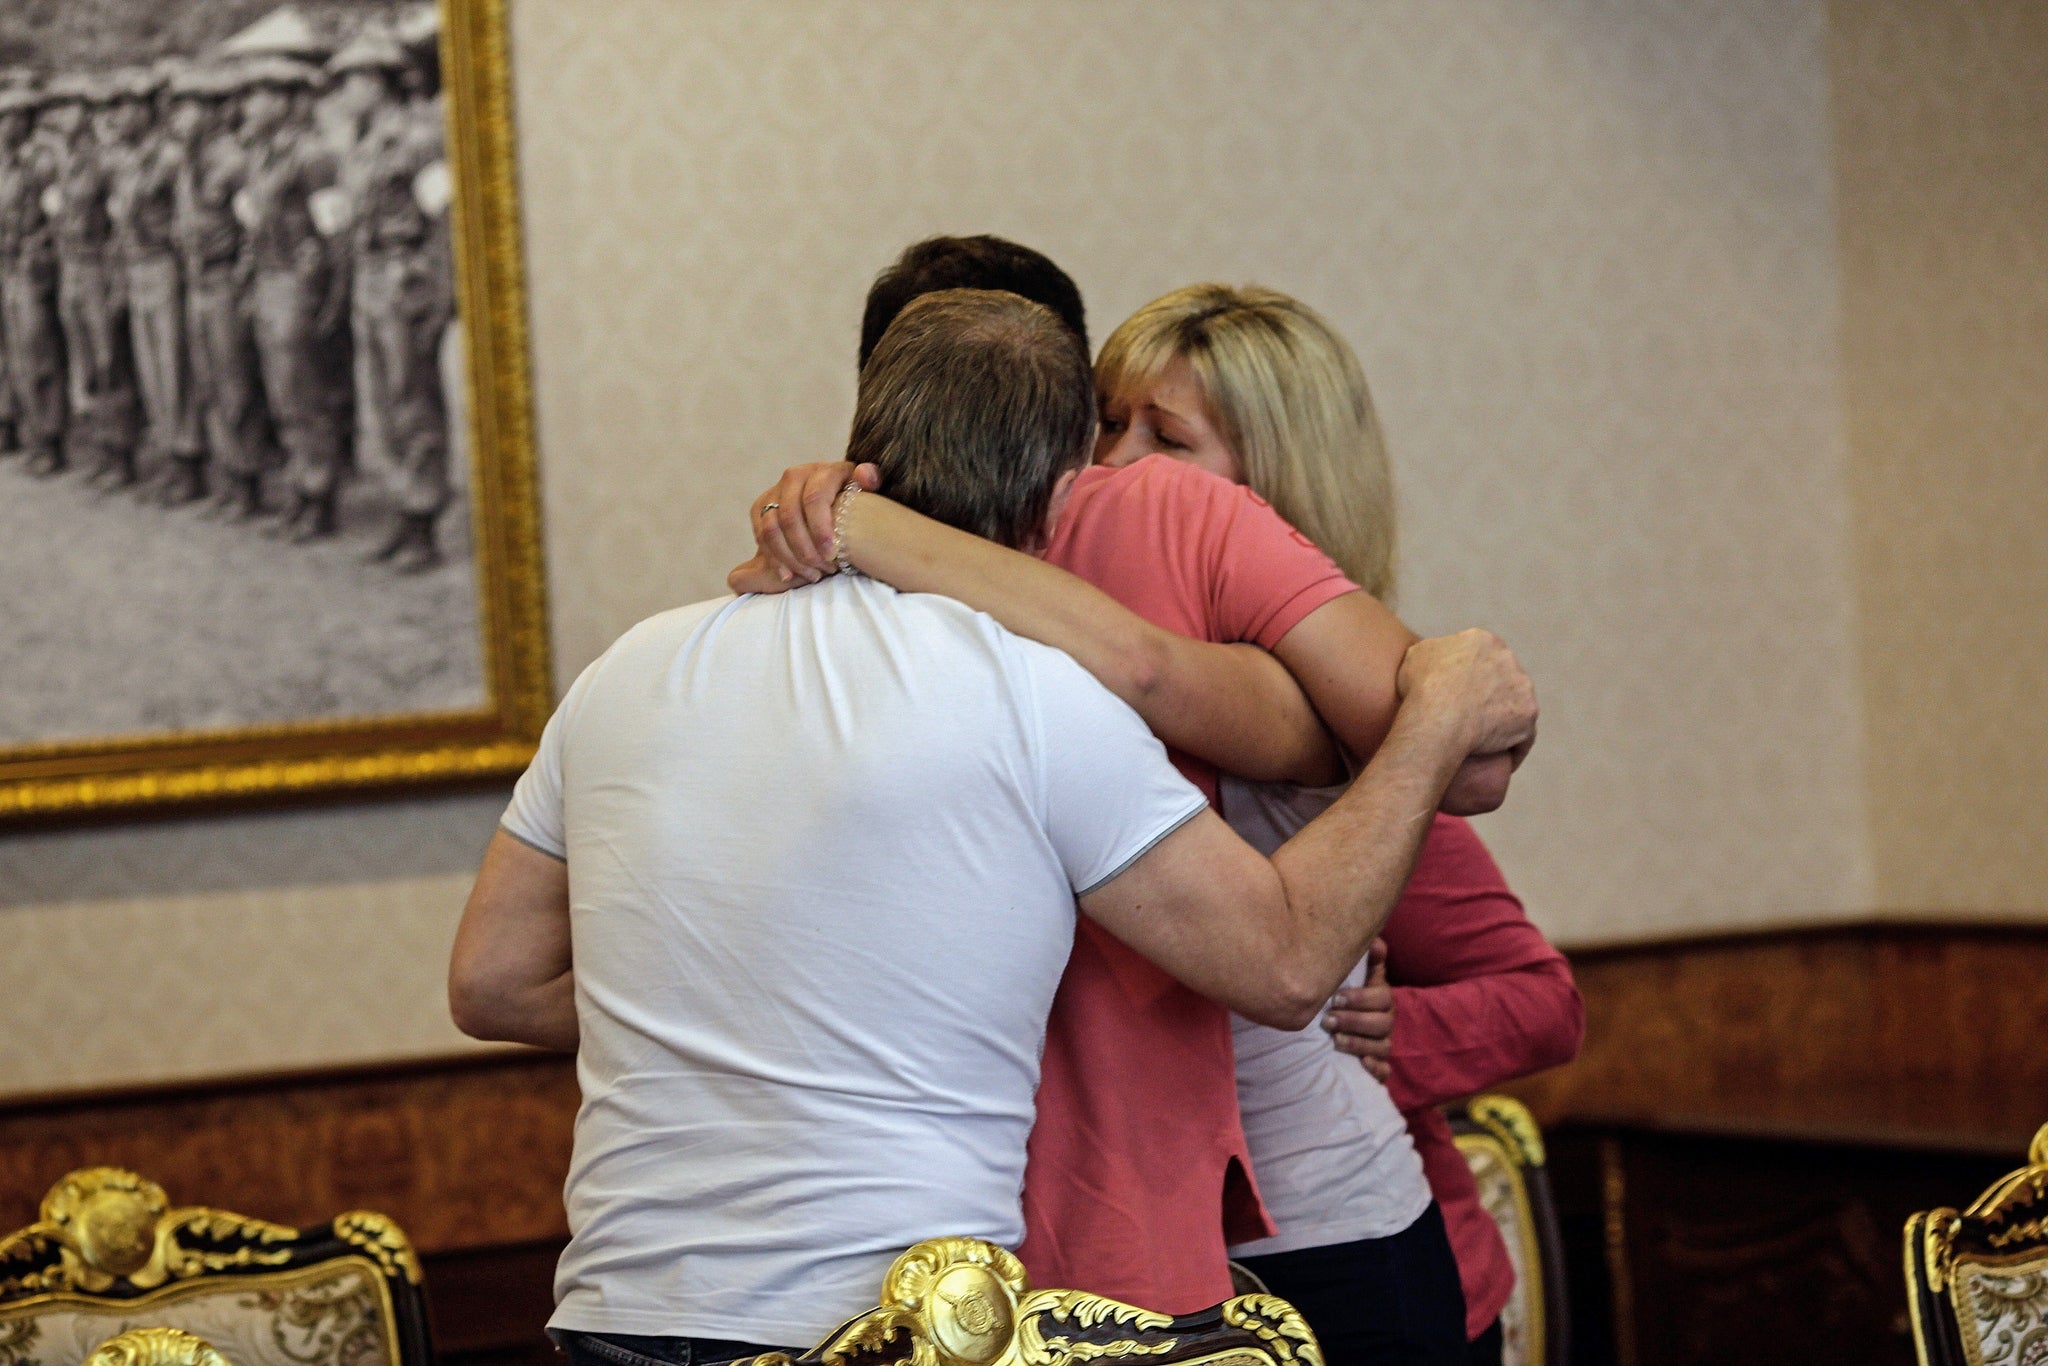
[849,289,1094,549]
[859,236,1087,367]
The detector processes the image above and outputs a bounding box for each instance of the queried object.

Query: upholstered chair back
[1906,1121,2048,1366]
[1452,1095,1569,1366]
[0,1167,431,1366]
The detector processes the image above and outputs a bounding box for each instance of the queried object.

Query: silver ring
[760,502,780,515]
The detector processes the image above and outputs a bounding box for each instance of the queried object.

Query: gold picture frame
[0,0,548,820]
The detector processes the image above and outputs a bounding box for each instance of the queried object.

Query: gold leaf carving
[2,1168,301,1295]
[883,1238,1030,1313]
[818,1307,930,1366]
[333,1211,424,1286]
[1015,1291,1177,1366]
[1988,1217,2048,1249]
[1467,1094,1547,1169]
[84,1328,230,1366]
[1219,1295,1323,1366]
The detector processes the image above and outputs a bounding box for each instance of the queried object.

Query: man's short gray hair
[849,288,1095,549]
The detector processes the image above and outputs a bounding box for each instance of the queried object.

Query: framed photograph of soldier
[0,0,549,819]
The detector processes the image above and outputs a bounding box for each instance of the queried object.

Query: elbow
[446,977,490,1041]
[447,960,510,1042]
[1239,964,1330,1033]
[1549,980,1588,1067]
[1532,960,1586,1069]
[1116,630,1171,709]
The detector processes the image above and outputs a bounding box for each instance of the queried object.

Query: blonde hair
[1095,284,1396,601]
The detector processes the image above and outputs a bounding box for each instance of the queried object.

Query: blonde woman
[736,261,1563,1365]
[1093,287,1580,1366]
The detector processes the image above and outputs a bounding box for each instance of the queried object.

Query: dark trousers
[1236,1202,1467,1366]
[551,1330,796,1366]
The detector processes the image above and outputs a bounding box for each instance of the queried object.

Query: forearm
[847,496,1336,782]
[1272,594,1522,813]
[1385,962,1583,1108]
[1263,702,1467,1009]
[458,970,579,1052]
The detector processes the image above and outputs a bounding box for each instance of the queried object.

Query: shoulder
[1066,454,1246,519]
[1080,456,1325,553]
[871,581,1128,717]
[609,595,739,651]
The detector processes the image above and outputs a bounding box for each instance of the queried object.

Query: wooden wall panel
[1507,922,2048,1152]
[0,1052,578,1253]
[1543,1127,2018,1366]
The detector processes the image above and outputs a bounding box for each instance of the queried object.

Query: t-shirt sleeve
[500,704,569,860]
[1194,475,1358,649]
[500,658,605,861]
[1025,644,1210,896]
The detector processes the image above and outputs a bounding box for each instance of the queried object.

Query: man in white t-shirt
[448,290,1535,1366]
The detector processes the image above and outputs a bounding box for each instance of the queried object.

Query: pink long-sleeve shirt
[1379,815,1584,1338]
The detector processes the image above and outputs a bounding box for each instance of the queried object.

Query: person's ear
[1027,467,1082,556]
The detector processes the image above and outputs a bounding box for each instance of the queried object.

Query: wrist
[831,482,864,577]
[1383,691,1472,789]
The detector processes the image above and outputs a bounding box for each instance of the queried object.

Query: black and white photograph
[0,0,547,814]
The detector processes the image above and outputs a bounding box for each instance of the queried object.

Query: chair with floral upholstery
[1905,1120,2048,1366]
[0,1167,431,1366]
[727,1236,1324,1366]
[1451,1094,1567,1366]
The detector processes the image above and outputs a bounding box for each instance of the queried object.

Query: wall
[510,0,1871,950]
[1829,0,2048,916]
[0,0,1915,1098]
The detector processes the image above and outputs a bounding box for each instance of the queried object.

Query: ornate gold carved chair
[1451,1095,1567,1366]
[0,1167,431,1366]
[1905,1120,2048,1366]
[734,1236,1322,1366]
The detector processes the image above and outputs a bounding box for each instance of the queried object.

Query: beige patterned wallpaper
[4,0,2011,1098]
[1830,0,2048,915]
[509,0,1872,951]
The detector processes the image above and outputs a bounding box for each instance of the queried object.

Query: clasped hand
[729,460,880,595]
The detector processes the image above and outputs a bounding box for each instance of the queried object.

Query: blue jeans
[551,1330,797,1366]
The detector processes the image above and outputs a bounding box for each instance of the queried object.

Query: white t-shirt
[502,577,1206,1347]
[1220,774,1433,1258]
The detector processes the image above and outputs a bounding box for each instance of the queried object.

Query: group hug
[447,234,1581,1366]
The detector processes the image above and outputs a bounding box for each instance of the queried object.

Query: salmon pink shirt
[1018,455,1356,1312]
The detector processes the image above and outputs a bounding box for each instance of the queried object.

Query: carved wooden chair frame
[1450,1094,1568,1366]
[737,1237,1322,1366]
[0,1166,432,1366]
[1906,1121,2048,1366]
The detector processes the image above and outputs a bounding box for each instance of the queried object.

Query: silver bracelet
[832,482,863,577]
